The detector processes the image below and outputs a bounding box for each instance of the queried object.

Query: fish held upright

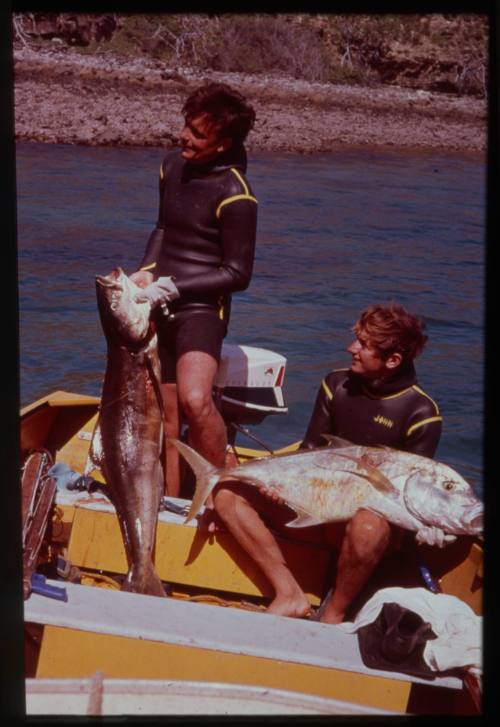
[93,267,166,597]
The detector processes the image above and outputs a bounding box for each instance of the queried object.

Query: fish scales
[170,438,483,545]
[93,268,166,597]
[222,450,410,526]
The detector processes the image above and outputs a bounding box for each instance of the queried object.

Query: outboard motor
[214,344,288,427]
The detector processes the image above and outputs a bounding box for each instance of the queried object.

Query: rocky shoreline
[14,45,487,155]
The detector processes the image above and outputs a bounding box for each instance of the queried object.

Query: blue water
[16,142,485,496]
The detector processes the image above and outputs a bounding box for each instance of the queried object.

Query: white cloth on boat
[338,586,482,677]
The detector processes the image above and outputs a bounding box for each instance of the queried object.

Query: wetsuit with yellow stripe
[138,143,257,324]
[301,365,442,458]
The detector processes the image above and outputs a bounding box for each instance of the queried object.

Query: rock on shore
[14,45,486,154]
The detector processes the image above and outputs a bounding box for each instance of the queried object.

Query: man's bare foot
[266,592,311,618]
[317,597,345,624]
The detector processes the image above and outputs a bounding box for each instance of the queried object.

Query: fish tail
[168,438,221,523]
[122,562,167,598]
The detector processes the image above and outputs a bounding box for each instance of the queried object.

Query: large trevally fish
[91,267,166,597]
[170,437,483,547]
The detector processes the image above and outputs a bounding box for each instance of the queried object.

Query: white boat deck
[55,490,198,526]
[24,579,462,690]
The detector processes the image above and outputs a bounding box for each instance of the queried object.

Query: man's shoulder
[325,368,350,381]
[214,165,257,216]
[409,383,441,416]
[323,368,350,393]
[161,148,183,174]
[218,165,254,195]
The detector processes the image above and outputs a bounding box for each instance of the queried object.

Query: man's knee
[179,386,214,423]
[213,485,244,520]
[347,509,391,560]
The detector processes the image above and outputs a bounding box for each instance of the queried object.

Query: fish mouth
[465,502,483,534]
[96,268,124,288]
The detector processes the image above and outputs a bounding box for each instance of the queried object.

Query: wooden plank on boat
[22,450,57,599]
[66,501,331,603]
[438,542,483,614]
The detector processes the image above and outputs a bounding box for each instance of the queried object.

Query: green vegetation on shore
[13,12,488,98]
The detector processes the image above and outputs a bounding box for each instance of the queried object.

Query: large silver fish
[171,437,483,547]
[91,267,166,596]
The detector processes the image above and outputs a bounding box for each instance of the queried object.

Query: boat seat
[61,493,331,605]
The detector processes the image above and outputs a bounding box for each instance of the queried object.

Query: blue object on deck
[418,564,442,594]
[31,573,68,602]
[48,462,94,492]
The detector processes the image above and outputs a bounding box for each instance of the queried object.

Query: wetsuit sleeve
[138,163,166,274]
[404,414,443,458]
[174,197,257,297]
[138,227,163,273]
[300,378,334,449]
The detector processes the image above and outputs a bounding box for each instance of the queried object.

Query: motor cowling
[214,344,288,426]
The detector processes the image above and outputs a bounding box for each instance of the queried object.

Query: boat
[20,344,483,716]
[24,676,399,716]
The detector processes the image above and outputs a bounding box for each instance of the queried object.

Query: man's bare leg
[161,382,182,498]
[319,509,391,624]
[176,351,227,469]
[214,484,311,618]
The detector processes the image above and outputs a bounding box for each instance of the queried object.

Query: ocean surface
[16,141,486,497]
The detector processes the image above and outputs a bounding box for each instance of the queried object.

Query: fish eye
[443,480,455,491]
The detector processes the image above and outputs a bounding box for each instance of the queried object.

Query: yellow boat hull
[21,391,483,715]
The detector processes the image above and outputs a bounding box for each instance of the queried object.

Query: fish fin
[285,509,325,528]
[337,456,397,494]
[321,434,354,449]
[168,439,220,523]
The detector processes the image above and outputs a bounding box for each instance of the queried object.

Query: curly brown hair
[182,82,256,144]
[353,303,428,362]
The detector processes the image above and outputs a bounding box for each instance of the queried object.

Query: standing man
[213,303,443,621]
[131,83,257,513]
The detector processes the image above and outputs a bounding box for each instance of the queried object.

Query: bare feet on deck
[315,591,345,625]
[266,590,311,618]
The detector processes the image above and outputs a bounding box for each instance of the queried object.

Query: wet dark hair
[182,82,256,144]
[353,303,428,362]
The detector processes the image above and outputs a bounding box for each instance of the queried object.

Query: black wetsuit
[139,143,257,325]
[301,365,442,458]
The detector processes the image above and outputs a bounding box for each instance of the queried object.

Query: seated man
[212,303,443,622]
